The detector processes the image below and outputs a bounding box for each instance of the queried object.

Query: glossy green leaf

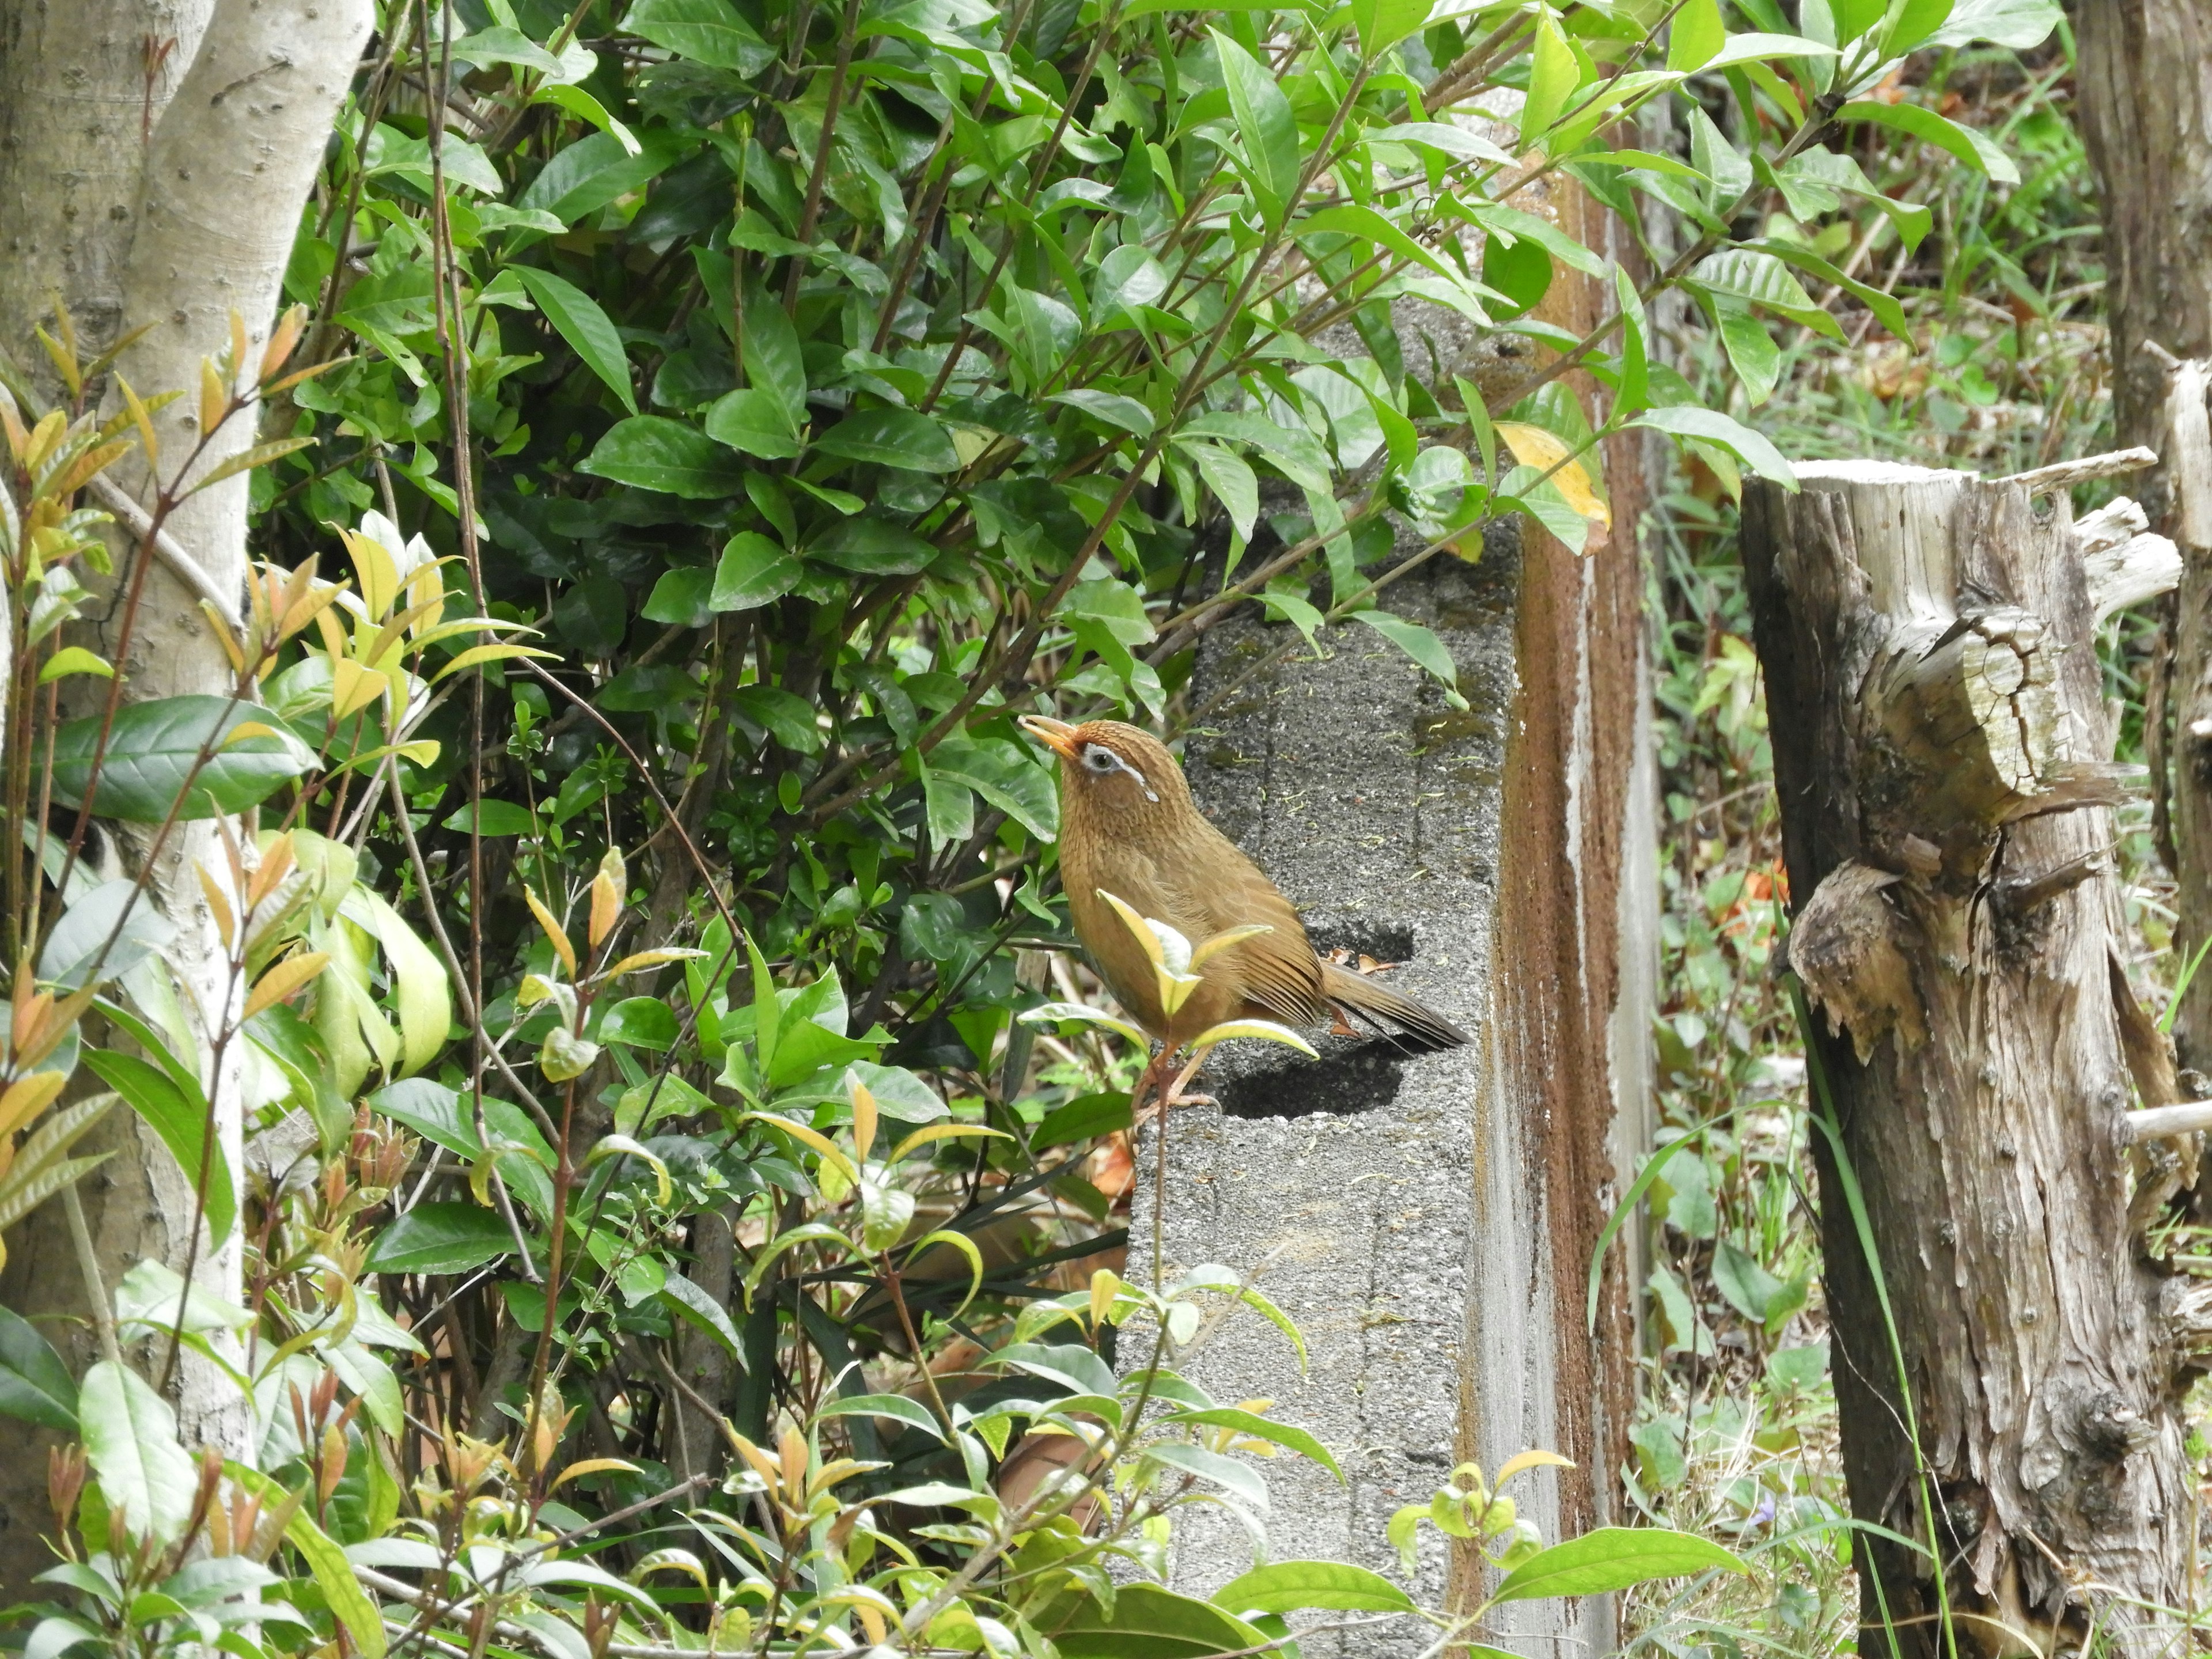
[79,1361,198,1546]
[1054,1582,1271,1656]
[1212,1559,1414,1614]
[0,1306,77,1431]
[1838,100,2020,187]
[815,408,961,471]
[704,387,803,458]
[362,1201,517,1276]
[1491,1527,1749,1602]
[625,0,775,73]
[579,415,745,497]
[512,267,638,413]
[712,532,805,610]
[82,1050,234,1247]
[1635,406,1796,488]
[1211,30,1301,223]
[50,696,313,822]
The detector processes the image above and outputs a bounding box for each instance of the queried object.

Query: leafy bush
[0,0,2064,1646]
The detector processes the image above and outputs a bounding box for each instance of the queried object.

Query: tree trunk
[2077,0,2212,1072]
[1739,460,2200,1657]
[0,0,371,1592]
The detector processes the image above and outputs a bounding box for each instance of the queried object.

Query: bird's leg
[1160,1051,1214,1111]
[1128,1044,1179,1126]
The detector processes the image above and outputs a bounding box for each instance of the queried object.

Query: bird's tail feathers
[1319,962,1469,1049]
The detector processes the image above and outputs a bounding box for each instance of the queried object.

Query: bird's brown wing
[1166,820,1330,1027]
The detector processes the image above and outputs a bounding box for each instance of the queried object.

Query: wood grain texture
[2078,0,2212,1078]
[1742,464,2195,1656]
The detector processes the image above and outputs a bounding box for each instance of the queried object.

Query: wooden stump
[1740,460,2200,1656]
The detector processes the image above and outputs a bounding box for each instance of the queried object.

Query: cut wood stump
[1740,456,2200,1657]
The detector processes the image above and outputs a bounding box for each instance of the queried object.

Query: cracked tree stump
[1741,459,2196,1657]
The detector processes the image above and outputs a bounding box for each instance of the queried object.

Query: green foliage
[0,0,2075,1649]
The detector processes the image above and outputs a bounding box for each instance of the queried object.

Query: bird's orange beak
[1017,714,1081,759]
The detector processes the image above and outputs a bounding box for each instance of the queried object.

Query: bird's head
[1017,716,1192,831]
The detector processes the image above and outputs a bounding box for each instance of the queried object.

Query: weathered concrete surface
[1127,498,1654,1653]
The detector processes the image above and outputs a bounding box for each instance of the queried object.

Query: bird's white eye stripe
[1079,743,1159,801]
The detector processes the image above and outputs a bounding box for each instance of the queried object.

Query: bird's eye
[1082,746,1117,772]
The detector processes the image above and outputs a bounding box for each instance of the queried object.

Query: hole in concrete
[1217,1041,1408,1120]
[1308,923,1416,965]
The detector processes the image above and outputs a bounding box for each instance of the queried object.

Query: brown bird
[1017,715,1467,1092]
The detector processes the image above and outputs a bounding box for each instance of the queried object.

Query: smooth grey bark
[1741,461,2197,1657]
[0,0,371,1593]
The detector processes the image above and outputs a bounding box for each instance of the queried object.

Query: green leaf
[741,298,808,420]
[1520,9,1578,147]
[38,646,112,684]
[1687,249,1839,336]
[1350,610,1459,695]
[442,798,537,836]
[711,532,805,610]
[1711,1241,1783,1323]
[660,1274,745,1357]
[1665,0,1724,69]
[1053,1582,1271,1657]
[516,130,684,225]
[600,996,679,1049]
[1491,1527,1749,1603]
[818,1392,945,1440]
[1634,406,1795,488]
[1301,203,1460,284]
[642,566,715,627]
[346,886,452,1076]
[1184,442,1258,543]
[811,515,938,575]
[79,1361,198,1546]
[1350,0,1434,55]
[511,267,638,414]
[1211,30,1301,224]
[225,1460,386,1657]
[451,25,569,75]
[1050,388,1156,437]
[1922,0,2059,48]
[1033,1091,1131,1148]
[1881,0,1955,54]
[732,685,823,752]
[579,415,744,497]
[0,1305,77,1431]
[1161,1408,1343,1479]
[362,1201,517,1276]
[1838,100,2020,186]
[704,387,802,458]
[930,737,1058,838]
[624,0,775,73]
[1213,1560,1414,1615]
[81,1050,235,1247]
[50,695,312,822]
[815,408,961,472]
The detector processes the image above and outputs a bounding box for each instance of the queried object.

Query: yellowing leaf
[431,642,560,681]
[36,646,111,685]
[0,1071,67,1139]
[329,657,387,721]
[551,1457,643,1492]
[1495,422,1611,528]
[1496,1448,1577,1484]
[600,947,707,980]
[851,1080,878,1164]
[524,889,577,980]
[338,526,402,620]
[243,951,331,1021]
